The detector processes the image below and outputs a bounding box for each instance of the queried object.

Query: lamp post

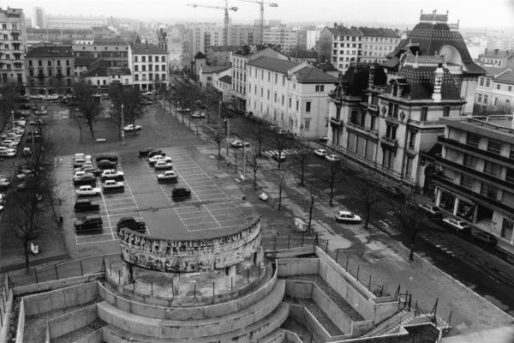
[218,101,222,119]
[225,116,230,165]
[121,104,125,145]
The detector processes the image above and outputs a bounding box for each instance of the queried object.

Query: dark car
[116,216,146,234]
[74,199,100,212]
[138,147,154,158]
[96,160,117,170]
[74,216,103,234]
[81,166,102,177]
[73,175,97,187]
[383,185,407,201]
[95,154,118,163]
[472,231,498,247]
[148,150,165,158]
[172,187,191,200]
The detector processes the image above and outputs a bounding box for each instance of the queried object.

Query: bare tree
[290,142,312,186]
[391,203,426,261]
[272,131,291,170]
[356,169,383,229]
[274,167,288,211]
[320,160,343,207]
[246,148,260,189]
[210,126,225,159]
[0,83,19,129]
[74,79,100,139]
[248,117,268,157]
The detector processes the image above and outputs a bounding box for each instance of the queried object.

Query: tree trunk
[278,183,282,211]
[253,167,257,189]
[409,232,417,261]
[217,143,221,159]
[299,162,305,186]
[308,196,314,231]
[87,121,95,140]
[364,203,371,229]
[23,240,30,270]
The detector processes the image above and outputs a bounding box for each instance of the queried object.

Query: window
[135,75,139,81]
[484,95,488,104]
[135,65,138,72]
[466,134,480,148]
[306,101,311,113]
[463,154,478,169]
[420,107,428,121]
[304,119,310,131]
[509,86,512,92]
[497,84,501,90]
[142,65,146,72]
[134,56,138,62]
[481,183,498,199]
[296,101,299,111]
[161,56,165,62]
[408,130,416,149]
[315,85,325,92]
[501,219,513,241]
[477,94,482,103]
[149,56,152,62]
[385,124,397,139]
[487,140,502,154]
[485,79,490,87]
[155,65,159,71]
[274,92,277,102]
[460,174,474,189]
[506,169,514,184]
[443,106,450,117]
[484,161,501,178]
[142,56,146,62]
[289,98,291,108]
[267,90,270,100]
[282,95,284,105]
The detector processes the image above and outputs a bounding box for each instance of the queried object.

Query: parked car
[276,129,288,135]
[102,179,124,193]
[319,136,329,143]
[191,111,206,119]
[271,152,286,162]
[176,107,190,113]
[116,216,146,234]
[231,140,250,148]
[101,169,125,181]
[0,149,16,158]
[472,231,498,246]
[123,124,142,132]
[335,211,362,224]
[383,185,407,201]
[157,170,178,183]
[80,166,102,177]
[97,160,117,170]
[172,187,191,200]
[74,199,100,212]
[147,150,165,158]
[74,216,103,234]
[442,217,471,234]
[95,154,118,163]
[0,177,10,190]
[74,153,85,164]
[76,185,101,197]
[325,154,341,162]
[138,147,154,158]
[314,148,327,158]
[73,172,96,187]
[417,203,443,220]
[154,161,173,170]
[149,155,171,166]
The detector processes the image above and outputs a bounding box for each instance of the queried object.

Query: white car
[325,154,341,162]
[0,150,16,158]
[74,153,85,163]
[102,179,124,192]
[76,185,101,197]
[157,170,178,183]
[231,140,250,148]
[191,111,206,119]
[73,170,94,179]
[101,169,124,178]
[149,155,171,166]
[1,140,18,147]
[442,217,471,233]
[123,124,142,132]
[154,161,173,170]
[314,148,327,157]
[335,211,362,224]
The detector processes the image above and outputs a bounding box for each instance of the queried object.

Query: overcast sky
[5,0,514,29]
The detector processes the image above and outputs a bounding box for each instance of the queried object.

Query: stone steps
[361,309,414,337]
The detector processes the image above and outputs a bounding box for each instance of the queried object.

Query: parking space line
[99,190,115,240]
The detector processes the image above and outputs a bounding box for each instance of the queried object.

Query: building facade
[32,7,44,29]
[128,43,169,91]
[0,7,26,87]
[477,49,514,69]
[434,115,514,254]
[474,67,514,114]
[26,27,93,46]
[44,14,107,30]
[230,45,287,111]
[306,29,320,50]
[263,25,298,53]
[72,40,129,70]
[25,44,74,95]
[247,56,337,138]
[359,27,400,64]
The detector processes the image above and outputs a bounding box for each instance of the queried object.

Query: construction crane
[187,1,238,47]
[237,0,278,45]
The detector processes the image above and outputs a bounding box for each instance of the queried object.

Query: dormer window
[392,83,398,96]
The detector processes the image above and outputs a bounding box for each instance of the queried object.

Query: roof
[248,56,299,74]
[327,25,363,37]
[312,61,338,72]
[194,51,207,59]
[75,57,98,67]
[481,66,510,78]
[27,28,92,34]
[479,49,514,59]
[26,45,73,58]
[233,45,281,57]
[131,43,166,55]
[338,63,387,97]
[293,66,338,83]
[201,65,231,74]
[495,70,514,85]
[218,75,232,85]
[358,27,399,38]
[84,66,131,77]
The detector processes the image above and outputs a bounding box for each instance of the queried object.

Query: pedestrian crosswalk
[263,149,301,159]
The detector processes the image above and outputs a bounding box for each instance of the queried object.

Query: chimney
[432,63,444,101]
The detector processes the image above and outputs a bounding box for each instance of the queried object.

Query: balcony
[346,121,378,140]
[438,136,514,167]
[381,136,398,149]
[329,117,343,128]
[367,103,379,112]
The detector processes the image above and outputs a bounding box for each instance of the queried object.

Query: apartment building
[306,30,321,50]
[0,7,26,86]
[25,44,74,95]
[128,43,168,91]
[72,39,129,70]
[44,14,107,30]
[230,45,287,111]
[318,24,399,73]
[26,27,93,46]
[478,49,514,69]
[83,59,132,90]
[247,56,337,138]
[434,115,514,254]
[263,25,298,53]
[475,67,514,114]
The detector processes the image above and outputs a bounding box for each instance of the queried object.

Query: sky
[4,0,514,29]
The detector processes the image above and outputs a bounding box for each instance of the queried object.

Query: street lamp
[218,101,222,119]
[121,104,125,145]
[225,116,230,164]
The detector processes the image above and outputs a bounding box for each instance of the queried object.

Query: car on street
[97,160,117,170]
[80,166,102,177]
[116,216,146,234]
[472,231,498,247]
[76,185,101,197]
[154,160,173,170]
[157,170,178,183]
[314,148,327,158]
[0,149,16,158]
[325,154,341,162]
[74,199,100,212]
[383,185,407,201]
[172,187,191,200]
[191,111,206,119]
[102,179,124,193]
[73,172,96,187]
[149,155,172,166]
[231,140,250,148]
[276,128,288,135]
[319,136,329,143]
[147,150,165,158]
[176,107,191,113]
[95,154,118,163]
[335,211,362,224]
[271,152,286,162]
[101,169,125,181]
[417,203,443,220]
[123,124,142,132]
[442,217,471,234]
[0,177,10,190]
[74,152,85,163]
[74,215,103,234]
[138,147,154,158]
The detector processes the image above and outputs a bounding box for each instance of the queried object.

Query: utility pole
[121,104,125,145]
[225,116,230,164]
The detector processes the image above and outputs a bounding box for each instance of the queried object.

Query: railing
[381,136,398,148]
[330,117,344,127]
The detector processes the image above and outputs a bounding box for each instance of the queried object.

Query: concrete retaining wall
[74,329,102,343]
[288,303,331,342]
[100,267,279,320]
[47,304,97,339]
[23,282,98,316]
[277,258,319,276]
[283,329,304,343]
[285,279,313,299]
[0,287,13,343]
[13,273,103,297]
[14,300,24,343]
[258,329,285,343]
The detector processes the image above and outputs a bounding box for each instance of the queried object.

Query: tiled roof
[27,45,73,58]
[131,43,167,55]
[495,70,514,85]
[248,56,299,74]
[481,66,510,77]
[312,61,338,72]
[201,65,231,74]
[219,75,232,84]
[358,27,399,38]
[293,66,338,83]
[328,25,363,37]
[339,63,387,96]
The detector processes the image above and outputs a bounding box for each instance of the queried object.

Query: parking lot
[57,146,253,249]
